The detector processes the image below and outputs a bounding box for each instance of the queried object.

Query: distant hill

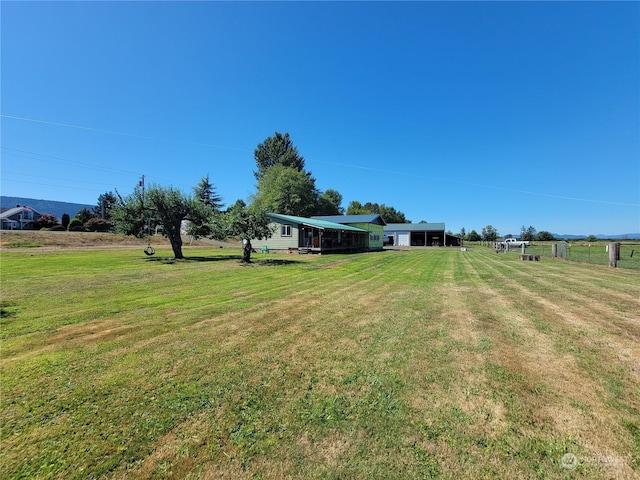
[553,233,640,240]
[1,196,94,220]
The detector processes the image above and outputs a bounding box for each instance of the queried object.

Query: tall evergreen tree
[254,132,306,181]
[94,192,118,219]
[194,174,223,211]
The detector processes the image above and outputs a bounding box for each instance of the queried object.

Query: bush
[32,214,59,230]
[67,218,84,231]
[50,224,67,231]
[84,218,113,233]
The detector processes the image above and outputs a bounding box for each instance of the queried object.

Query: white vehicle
[501,238,531,247]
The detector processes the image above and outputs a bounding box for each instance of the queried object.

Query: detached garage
[384,223,461,247]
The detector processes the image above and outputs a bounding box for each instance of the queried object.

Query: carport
[384,223,461,247]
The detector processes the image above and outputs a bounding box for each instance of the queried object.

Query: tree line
[456,225,556,242]
[31,131,561,258]
[106,132,411,260]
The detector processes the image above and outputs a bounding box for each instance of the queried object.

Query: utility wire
[1,114,252,152]
[3,114,638,208]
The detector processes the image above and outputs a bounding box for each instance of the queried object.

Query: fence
[472,241,640,270]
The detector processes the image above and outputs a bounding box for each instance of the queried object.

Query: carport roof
[267,213,368,233]
[384,223,446,232]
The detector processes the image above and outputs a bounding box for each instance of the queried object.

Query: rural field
[1,232,639,479]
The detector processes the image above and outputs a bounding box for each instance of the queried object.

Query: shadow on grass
[143,256,301,266]
[144,255,242,264]
[0,301,18,318]
[255,258,301,266]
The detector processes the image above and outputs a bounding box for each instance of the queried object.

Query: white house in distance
[0,205,43,230]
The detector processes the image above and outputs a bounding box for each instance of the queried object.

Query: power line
[1,114,252,152]
[2,170,119,188]
[4,114,638,208]
[317,160,640,208]
[0,178,113,194]
[2,147,140,177]
[1,147,194,191]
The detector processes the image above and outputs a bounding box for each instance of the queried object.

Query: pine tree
[194,174,223,211]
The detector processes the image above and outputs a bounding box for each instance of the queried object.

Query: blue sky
[2,1,638,236]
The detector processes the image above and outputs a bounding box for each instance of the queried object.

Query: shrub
[32,214,59,230]
[84,218,113,233]
[68,218,84,231]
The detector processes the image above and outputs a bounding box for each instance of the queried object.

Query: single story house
[384,222,462,247]
[258,213,370,254]
[311,214,386,251]
[0,205,43,230]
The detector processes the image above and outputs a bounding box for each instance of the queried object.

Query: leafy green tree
[535,231,555,241]
[521,225,537,241]
[254,132,306,181]
[251,164,320,217]
[146,185,200,259]
[187,175,224,239]
[75,208,95,224]
[194,174,224,210]
[346,201,366,215]
[467,230,481,242]
[110,186,148,240]
[186,200,226,240]
[585,235,598,243]
[226,202,274,263]
[378,205,408,223]
[317,189,344,215]
[481,225,499,242]
[346,201,408,223]
[112,183,208,259]
[94,192,118,219]
[315,197,340,215]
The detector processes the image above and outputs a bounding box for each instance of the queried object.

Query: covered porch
[298,225,367,254]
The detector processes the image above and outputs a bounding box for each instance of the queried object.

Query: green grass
[1,246,639,479]
[476,241,640,269]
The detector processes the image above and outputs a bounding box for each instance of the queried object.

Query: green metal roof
[312,214,386,226]
[267,213,368,233]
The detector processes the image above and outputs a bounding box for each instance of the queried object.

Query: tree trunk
[167,226,184,259]
[242,239,252,263]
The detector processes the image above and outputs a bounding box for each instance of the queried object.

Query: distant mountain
[554,233,640,240]
[1,196,93,220]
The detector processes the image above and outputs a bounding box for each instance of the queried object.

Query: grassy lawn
[475,241,640,270]
[1,241,639,479]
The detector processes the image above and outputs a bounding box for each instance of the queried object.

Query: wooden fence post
[608,242,619,267]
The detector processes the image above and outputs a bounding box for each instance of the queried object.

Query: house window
[281,224,292,237]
